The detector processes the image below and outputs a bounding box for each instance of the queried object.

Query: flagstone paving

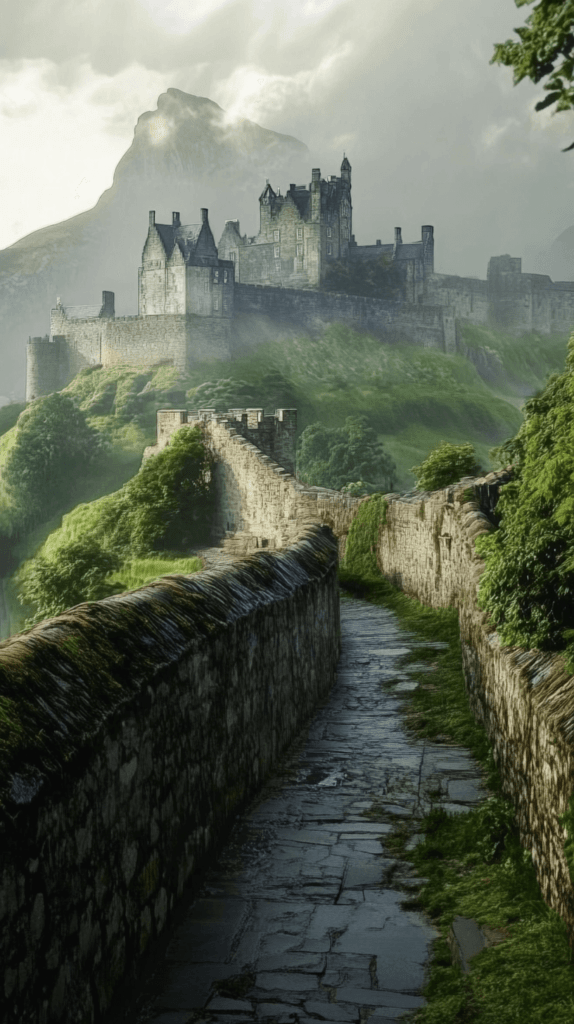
[132,595,489,1024]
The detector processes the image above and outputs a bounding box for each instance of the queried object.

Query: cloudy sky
[1,0,574,277]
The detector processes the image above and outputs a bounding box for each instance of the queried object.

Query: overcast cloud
[1,0,574,276]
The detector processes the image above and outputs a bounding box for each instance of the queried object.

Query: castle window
[327,227,332,238]
[274,246,280,258]
[327,244,333,255]
[213,270,219,283]
[204,280,209,293]
[223,270,228,283]
[296,244,303,257]
[274,230,280,242]
[230,251,236,262]
[213,298,219,311]
[297,228,303,240]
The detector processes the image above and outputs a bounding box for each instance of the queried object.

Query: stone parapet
[0,525,339,1023]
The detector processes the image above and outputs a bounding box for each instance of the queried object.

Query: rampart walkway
[124,595,487,1024]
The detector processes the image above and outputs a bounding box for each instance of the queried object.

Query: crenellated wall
[0,526,340,1024]
[374,475,574,942]
[143,408,362,555]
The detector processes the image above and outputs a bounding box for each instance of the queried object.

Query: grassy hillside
[0,323,569,637]
[1,323,568,516]
[182,323,568,488]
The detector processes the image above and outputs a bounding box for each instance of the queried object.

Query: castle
[26,158,574,401]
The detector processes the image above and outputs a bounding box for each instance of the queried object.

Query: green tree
[492,0,574,150]
[322,253,404,300]
[17,538,122,625]
[476,351,574,668]
[120,425,215,554]
[297,417,396,491]
[3,394,104,525]
[411,441,482,491]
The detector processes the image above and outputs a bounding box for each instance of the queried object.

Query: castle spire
[341,154,351,185]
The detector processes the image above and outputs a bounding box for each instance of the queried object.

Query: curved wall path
[124,596,488,1024]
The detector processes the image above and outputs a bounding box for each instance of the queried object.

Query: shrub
[476,349,574,669]
[411,441,482,491]
[17,539,122,624]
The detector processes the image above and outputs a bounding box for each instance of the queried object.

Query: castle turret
[341,155,351,185]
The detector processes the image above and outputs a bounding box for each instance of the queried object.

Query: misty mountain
[0,89,308,398]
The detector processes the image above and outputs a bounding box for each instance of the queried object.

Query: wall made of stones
[234,284,452,350]
[201,416,360,554]
[550,284,574,335]
[102,315,189,372]
[375,477,574,941]
[424,274,490,325]
[0,526,339,1024]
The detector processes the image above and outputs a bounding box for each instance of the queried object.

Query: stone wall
[234,284,455,351]
[374,476,574,941]
[0,525,340,1024]
[424,274,490,326]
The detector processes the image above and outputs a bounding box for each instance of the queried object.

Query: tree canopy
[492,0,574,150]
[297,416,396,492]
[411,442,482,491]
[3,393,104,525]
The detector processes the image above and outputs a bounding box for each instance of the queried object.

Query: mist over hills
[0,89,308,398]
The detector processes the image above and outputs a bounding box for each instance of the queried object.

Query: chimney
[201,208,208,224]
[172,212,181,227]
[149,211,155,226]
[311,168,321,183]
[394,227,402,245]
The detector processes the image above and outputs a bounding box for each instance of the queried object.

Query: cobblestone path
[133,595,488,1024]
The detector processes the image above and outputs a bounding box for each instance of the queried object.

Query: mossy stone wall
[0,525,339,1023]
[374,474,574,943]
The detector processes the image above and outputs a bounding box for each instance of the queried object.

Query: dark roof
[63,304,105,320]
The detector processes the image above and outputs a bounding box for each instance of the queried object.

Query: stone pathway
[130,595,488,1024]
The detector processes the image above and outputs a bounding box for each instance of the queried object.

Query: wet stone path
[135,595,488,1024]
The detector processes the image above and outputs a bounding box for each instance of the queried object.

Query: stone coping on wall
[0,523,337,814]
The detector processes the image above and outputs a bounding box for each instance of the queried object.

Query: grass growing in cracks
[339,565,574,1023]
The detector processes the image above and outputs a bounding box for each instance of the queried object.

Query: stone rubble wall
[376,474,574,941]
[0,526,339,1024]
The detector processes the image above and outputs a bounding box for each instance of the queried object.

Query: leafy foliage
[491,0,574,151]
[343,494,389,577]
[322,253,403,299]
[16,425,214,624]
[17,540,122,624]
[3,394,105,525]
[477,346,574,668]
[297,416,396,492]
[411,441,482,491]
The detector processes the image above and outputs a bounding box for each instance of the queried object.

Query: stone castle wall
[375,476,574,942]
[26,315,232,400]
[234,284,457,351]
[0,526,339,1024]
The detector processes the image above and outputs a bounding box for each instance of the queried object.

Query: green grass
[108,555,203,592]
[339,566,574,1023]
